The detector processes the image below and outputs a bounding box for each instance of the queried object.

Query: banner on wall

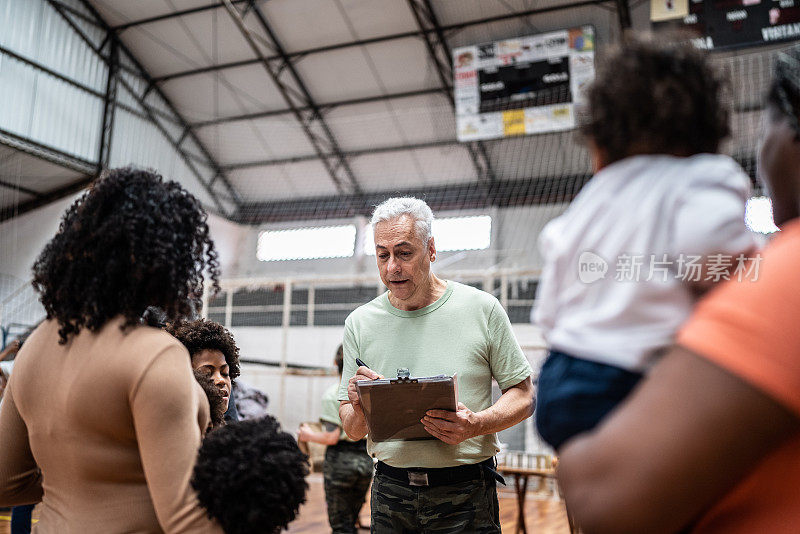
[453,26,596,142]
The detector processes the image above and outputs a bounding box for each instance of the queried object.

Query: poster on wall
[453,26,596,142]
[651,0,800,49]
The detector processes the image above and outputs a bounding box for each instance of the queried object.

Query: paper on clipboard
[356,374,458,442]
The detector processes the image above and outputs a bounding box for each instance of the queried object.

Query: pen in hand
[354,358,383,380]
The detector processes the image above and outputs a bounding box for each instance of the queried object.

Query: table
[497,465,575,534]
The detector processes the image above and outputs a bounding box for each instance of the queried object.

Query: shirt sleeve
[320,386,343,427]
[130,343,223,534]
[338,317,358,401]
[487,301,532,390]
[670,174,756,259]
[0,379,43,507]
[677,224,800,417]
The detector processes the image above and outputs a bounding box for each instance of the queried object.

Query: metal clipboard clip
[390,368,418,384]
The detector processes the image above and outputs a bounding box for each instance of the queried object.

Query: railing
[204,267,541,329]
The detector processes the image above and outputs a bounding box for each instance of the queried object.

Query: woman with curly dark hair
[192,415,308,534]
[166,319,241,428]
[534,33,758,451]
[0,167,225,533]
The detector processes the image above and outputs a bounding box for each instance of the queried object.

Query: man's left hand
[422,403,481,445]
[297,423,312,442]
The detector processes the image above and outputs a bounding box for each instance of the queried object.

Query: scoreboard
[651,0,800,49]
[453,26,596,142]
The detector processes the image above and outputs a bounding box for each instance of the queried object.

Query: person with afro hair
[0,167,224,532]
[166,319,241,424]
[192,415,309,534]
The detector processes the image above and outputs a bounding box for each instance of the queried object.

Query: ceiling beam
[221,138,467,170]
[152,0,612,84]
[96,38,119,173]
[0,39,179,128]
[615,0,632,30]
[48,0,103,27]
[0,127,96,176]
[0,44,105,99]
[0,176,92,223]
[48,0,227,216]
[192,87,447,128]
[234,172,592,225]
[406,0,497,188]
[111,0,250,31]
[59,0,244,216]
[0,179,43,198]
[231,151,760,225]
[221,0,362,197]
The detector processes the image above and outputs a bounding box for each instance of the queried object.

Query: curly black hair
[580,32,730,165]
[32,167,220,343]
[192,415,309,534]
[194,370,228,430]
[165,319,240,380]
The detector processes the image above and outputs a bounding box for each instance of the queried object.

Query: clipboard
[356,373,458,442]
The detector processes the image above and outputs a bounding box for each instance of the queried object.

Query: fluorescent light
[258,225,356,261]
[745,196,780,234]
[364,215,492,255]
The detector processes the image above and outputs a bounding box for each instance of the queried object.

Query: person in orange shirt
[556,43,800,533]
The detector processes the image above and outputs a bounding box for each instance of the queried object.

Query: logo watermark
[578,253,762,284]
[577,251,609,284]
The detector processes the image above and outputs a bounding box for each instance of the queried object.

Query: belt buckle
[407,471,429,486]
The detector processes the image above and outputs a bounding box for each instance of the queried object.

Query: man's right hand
[347,366,384,409]
[342,366,384,438]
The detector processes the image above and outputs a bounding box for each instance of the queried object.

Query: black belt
[330,439,367,451]
[376,458,505,487]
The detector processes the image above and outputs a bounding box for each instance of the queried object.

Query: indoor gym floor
[0,473,571,533]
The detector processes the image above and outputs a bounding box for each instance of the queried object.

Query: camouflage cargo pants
[370,471,501,533]
[324,445,374,534]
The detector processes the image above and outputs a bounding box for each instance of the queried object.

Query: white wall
[206,212,248,278]
[0,194,80,329]
[0,197,249,285]
[0,194,79,283]
[0,194,247,330]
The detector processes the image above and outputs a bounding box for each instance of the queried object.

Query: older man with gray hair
[338,197,534,533]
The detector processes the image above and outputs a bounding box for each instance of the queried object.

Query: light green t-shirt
[320,382,350,441]
[338,280,531,468]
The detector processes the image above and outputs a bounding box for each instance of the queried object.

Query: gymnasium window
[257,225,357,261]
[363,215,492,255]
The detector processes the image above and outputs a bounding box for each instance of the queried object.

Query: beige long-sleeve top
[0,317,223,534]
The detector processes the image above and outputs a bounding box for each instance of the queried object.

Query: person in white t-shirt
[533,33,758,451]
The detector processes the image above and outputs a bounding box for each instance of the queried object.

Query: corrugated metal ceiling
[83,0,626,218]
